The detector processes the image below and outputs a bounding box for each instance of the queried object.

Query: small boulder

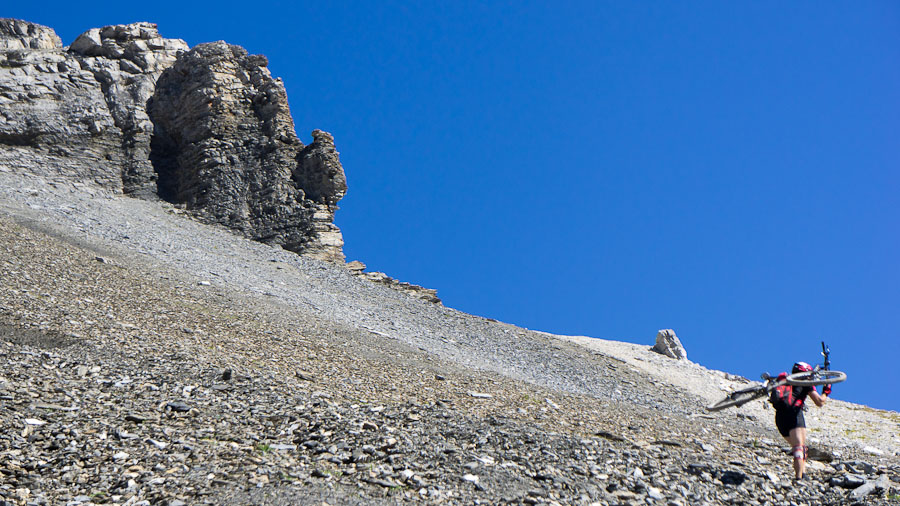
[651,329,687,360]
[830,473,866,489]
[850,475,892,499]
[345,260,366,273]
[719,470,747,486]
[807,446,834,462]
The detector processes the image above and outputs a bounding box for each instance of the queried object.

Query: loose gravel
[1,171,899,505]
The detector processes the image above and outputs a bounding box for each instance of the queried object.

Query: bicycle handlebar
[821,341,831,370]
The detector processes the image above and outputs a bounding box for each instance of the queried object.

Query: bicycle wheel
[706,386,766,412]
[786,370,847,387]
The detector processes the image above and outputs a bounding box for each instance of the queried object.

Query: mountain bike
[706,342,846,412]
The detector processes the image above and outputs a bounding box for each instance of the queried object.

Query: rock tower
[0,19,347,262]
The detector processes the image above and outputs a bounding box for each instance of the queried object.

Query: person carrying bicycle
[770,361,832,481]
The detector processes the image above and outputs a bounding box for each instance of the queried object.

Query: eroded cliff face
[147,42,347,260]
[68,22,189,197]
[0,19,347,262]
[0,19,131,189]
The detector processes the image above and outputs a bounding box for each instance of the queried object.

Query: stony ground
[557,335,900,459]
[1,172,899,505]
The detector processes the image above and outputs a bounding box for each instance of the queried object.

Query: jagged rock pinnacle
[0,19,347,262]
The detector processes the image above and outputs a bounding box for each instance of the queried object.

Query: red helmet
[792,361,813,374]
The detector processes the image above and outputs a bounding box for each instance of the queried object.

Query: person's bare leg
[788,428,807,479]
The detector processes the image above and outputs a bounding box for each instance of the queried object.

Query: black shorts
[775,408,806,438]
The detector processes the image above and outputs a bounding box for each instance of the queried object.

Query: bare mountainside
[1,17,899,506]
[1,174,899,506]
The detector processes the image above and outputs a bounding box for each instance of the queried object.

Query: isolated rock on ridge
[651,328,687,360]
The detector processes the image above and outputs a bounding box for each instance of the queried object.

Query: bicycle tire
[706,386,767,412]
[786,370,847,387]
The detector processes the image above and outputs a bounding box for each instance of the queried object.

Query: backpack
[770,377,804,409]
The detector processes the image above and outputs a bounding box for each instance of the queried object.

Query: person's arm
[808,389,826,407]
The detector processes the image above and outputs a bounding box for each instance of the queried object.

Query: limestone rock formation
[68,22,189,196]
[297,129,347,206]
[0,18,61,50]
[147,42,347,261]
[1,20,130,189]
[344,260,441,304]
[0,20,188,193]
[0,19,348,262]
[651,328,687,360]
[298,130,348,262]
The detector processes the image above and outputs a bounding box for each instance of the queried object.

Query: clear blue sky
[10,2,899,411]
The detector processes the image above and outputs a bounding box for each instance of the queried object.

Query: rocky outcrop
[345,260,441,304]
[0,18,61,50]
[147,42,347,261]
[0,19,347,262]
[0,20,187,192]
[651,328,687,360]
[0,20,128,189]
[296,129,347,206]
[297,130,348,262]
[68,22,188,196]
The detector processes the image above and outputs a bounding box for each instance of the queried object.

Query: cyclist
[771,361,831,481]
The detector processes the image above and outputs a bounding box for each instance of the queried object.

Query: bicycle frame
[706,342,845,412]
[705,373,786,411]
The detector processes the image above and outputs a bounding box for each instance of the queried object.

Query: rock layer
[68,22,189,196]
[0,18,61,50]
[0,20,127,189]
[148,42,347,260]
[0,19,347,262]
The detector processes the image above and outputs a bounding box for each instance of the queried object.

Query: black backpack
[770,380,804,409]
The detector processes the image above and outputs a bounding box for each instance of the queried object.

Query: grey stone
[830,473,866,488]
[0,19,348,262]
[0,19,61,50]
[356,269,441,303]
[849,478,878,499]
[863,445,885,456]
[719,470,747,485]
[807,446,833,462]
[651,329,687,360]
[148,42,347,262]
[165,401,190,412]
[345,260,366,273]
[834,460,877,475]
[269,443,296,451]
[147,439,168,450]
